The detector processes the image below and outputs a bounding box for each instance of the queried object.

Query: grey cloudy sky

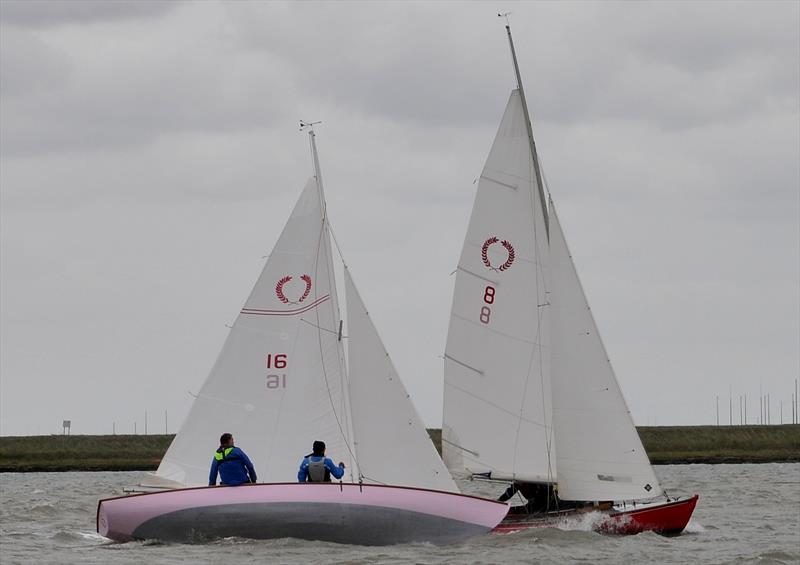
[1,0,798,436]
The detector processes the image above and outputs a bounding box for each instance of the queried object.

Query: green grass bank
[1,425,798,472]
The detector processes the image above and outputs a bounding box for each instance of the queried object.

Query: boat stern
[600,494,699,536]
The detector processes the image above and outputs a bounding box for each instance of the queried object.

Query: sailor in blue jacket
[209,433,257,486]
[297,440,345,482]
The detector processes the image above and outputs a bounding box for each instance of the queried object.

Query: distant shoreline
[1,425,798,472]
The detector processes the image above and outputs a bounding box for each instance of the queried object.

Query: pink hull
[97,482,509,545]
[493,495,699,536]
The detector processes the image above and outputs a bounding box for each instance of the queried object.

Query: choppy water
[1,464,798,564]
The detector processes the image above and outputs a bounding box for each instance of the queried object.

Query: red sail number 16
[265,354,288,389]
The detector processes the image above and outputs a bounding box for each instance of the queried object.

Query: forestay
[156,177,353,486]
[549,204,662,501]
[345,269,459,492]
[442,90,555,483]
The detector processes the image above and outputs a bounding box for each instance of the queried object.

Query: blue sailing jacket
[297,455,345,482]
[209,446,257,486]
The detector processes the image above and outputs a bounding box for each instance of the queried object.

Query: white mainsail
[345,268,459,492]
[549,203,662,501]
[155,130,463,495]
[442,90,555,483]
[156,175,353,486]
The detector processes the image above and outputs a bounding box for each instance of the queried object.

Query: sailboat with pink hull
[97,126,508,545]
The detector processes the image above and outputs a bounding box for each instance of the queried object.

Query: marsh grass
[1,426,797,471]
[638,425,800,464]
[0,434,172,472]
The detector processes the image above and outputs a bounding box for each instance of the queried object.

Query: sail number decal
[265,353,288,389]
[480,286,494,324]
[479,236,514,325]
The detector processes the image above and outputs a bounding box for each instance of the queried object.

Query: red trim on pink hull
[492,494,699,537]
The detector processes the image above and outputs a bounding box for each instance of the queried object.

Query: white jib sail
[156,178,353,486]
[443,90,555,483]
[345,269,459,493]
[550,203,662,501]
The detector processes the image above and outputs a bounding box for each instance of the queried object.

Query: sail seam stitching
[443,354,484,376]
[479,174,518,191]
[455,266,498,285]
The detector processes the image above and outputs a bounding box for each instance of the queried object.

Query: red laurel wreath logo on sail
[275,274,313,304]
[481,237,515,271]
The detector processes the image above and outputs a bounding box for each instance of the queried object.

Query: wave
[756,550,799,564]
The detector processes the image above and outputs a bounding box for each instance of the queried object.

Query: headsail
[442,89,554,483]
[550,203,662,501]
[345,269,459,492]
[156,176,352,486]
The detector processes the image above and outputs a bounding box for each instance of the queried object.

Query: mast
[301,120,327,220]
[505,25,549,238]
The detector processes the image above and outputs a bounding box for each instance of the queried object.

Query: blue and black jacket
[209,446,257,486]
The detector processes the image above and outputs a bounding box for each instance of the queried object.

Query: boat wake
[683,520,705,533]
[77,531,110,542]
[52,530,109,543]
[554,511,609,532]
[101,538,166,549]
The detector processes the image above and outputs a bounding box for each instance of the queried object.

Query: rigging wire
[310,205,360,474]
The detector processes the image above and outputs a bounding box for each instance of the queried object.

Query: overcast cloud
[1,0,798,436]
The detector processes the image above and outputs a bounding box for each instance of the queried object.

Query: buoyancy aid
[214,446,239,463]
[306,457,331,482]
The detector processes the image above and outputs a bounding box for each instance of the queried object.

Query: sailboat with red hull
[493,494,699,536]
[441,24,698,536]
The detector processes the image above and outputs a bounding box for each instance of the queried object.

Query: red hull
[493,495,699,536]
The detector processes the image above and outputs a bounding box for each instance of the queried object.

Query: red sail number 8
[480,285,495,324]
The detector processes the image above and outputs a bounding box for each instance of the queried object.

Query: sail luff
[505,25,549,239]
